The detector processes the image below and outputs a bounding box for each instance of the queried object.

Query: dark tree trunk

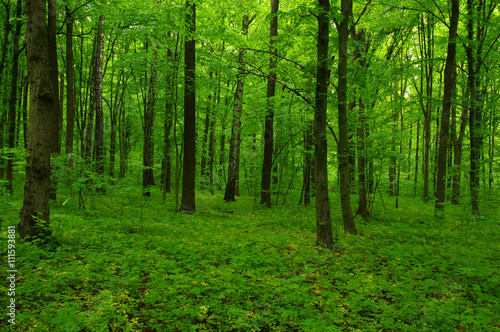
[451,97,467,204]
[0,2,11,181]
[434,0,458,214]
[162,46,174,200]
[337,0,357,235]
[417,14,434,202]
[118,95,129,179]
[84,53,96,160]
[48,0,60,201]
[109,72,125,178]
[466,0,482,215]
[261,0,279,207]
[22,75,28,150]
[201,85,213,190]
[19,0,58,241]
[224,15,252,202]
[314,0,334,249]
[6,0,22,195]
[143,44,156,197]
[94,15,105,178]
[65,4,75,167]
[208,93,216,195]
[180,0,196,211]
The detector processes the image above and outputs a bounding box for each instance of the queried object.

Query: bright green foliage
[1,186,499,331]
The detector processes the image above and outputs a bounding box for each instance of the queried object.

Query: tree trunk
[94,15,105,178]
[261,0,279,207]
[337,0,357,235]
[48,0,60,201]
[118,95,128,179]
[65,3,75,168]
[0,2,11,181]
[19,0,58,241]
[162,45,175,200]
[143,44,156,197]
[466,0,482,215]
[180,0,196,211]
[6,0,22,195]
[314,0,334,248]
[224,14,252,202]
[435,7,459,213]
[200,85,213,190]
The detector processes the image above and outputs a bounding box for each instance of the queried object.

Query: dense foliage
[1,0,500,330]
[1,185,499,331]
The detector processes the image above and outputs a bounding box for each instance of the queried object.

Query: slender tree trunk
[94,15,105,177]
[314,0,334,248]
[261,0,279,207]
[6,0,22,195]
[180,0,196,211]
[48,0,60,201]
[118,95,128,179]
[337,0,357,235]
[84,50,96,161]
[19,0,58,241]
[65,4,75,167]
[302,120,313,206]
[224,15,252,202]
[201,85,213,189]
[162,45,175,200]
[451,94,467,204]
[22,75,28,150]
[143,44,156,197]
[0,2,12,181]
[208,94,216,195]
[466,0,483,214]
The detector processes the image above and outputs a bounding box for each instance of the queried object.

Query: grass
[1,183,499,331]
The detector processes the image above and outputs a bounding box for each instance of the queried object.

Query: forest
[0,0,499,330]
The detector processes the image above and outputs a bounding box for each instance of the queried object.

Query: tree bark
[224,14,251,202]
[6,0,22,195]
[94,15,105,178]
[337,0,357,234]
[19,0,58,241]
[65,3,74,167]
[314,0,334,249]
[143,43,156,197]
[434,0,458,214]
[180,0,196,211]
[48,0,60,201]
[162,45,174,200]
[261,0,279,207]
[0,2,11,181]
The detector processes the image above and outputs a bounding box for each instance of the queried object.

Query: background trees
[0,0,498,243]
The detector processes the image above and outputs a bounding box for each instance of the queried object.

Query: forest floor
[1,183,499,331]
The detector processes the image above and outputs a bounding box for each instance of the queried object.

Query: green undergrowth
[1,186,499,331]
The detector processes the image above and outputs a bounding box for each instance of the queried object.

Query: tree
[48,0,60,201]
[314,0,334,248]
[435,0,459,214]
[224,14,253,202]
[6,0,22,195]
[94,15,105,177]
[260,0,279,207]
[337,0,356,234]
[65,1,75,167]
[143,42,157,197]
[19,0,59,241]
[180,0,196,212]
